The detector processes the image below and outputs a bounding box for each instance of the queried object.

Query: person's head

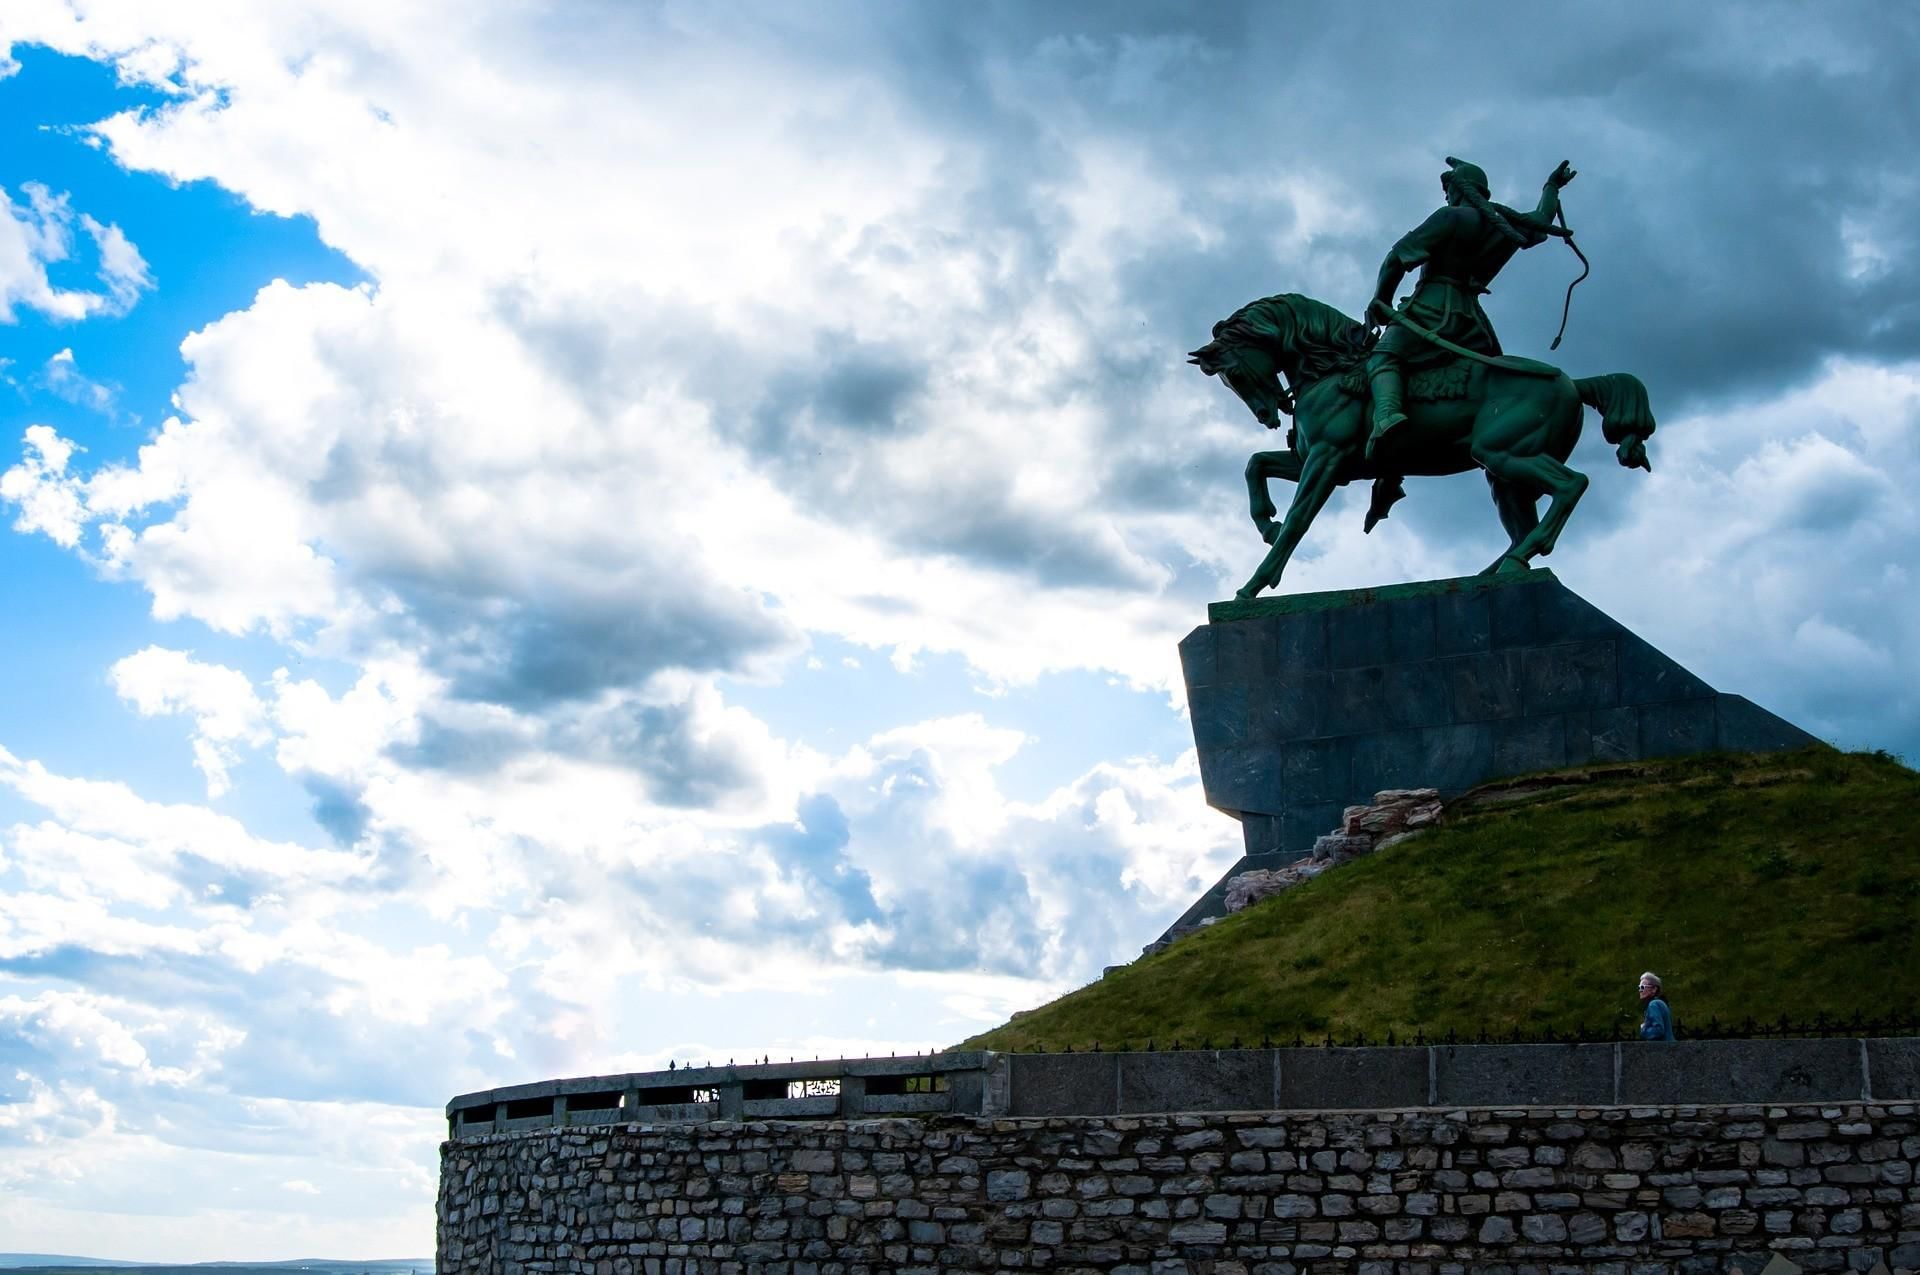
[1638,971,1662,1003]
[1441,156,1491,207]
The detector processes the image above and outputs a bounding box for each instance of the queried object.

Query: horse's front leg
[1237,444,1348,598]
[1245,450,1304,545]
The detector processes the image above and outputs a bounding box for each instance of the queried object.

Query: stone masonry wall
[439,1102,1920,1273]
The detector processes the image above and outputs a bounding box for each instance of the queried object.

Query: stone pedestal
[1163,570,1817,938]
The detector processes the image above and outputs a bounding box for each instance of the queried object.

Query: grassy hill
[961,748,1920,1052]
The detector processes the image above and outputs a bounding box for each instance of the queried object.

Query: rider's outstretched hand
[1549,160,1577,188]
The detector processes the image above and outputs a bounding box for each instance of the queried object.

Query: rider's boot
[1366,362,1407,460]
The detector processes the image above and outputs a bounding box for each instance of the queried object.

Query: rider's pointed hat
[1443,156,1491,196]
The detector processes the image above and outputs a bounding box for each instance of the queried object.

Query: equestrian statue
[1191,157,1655,599]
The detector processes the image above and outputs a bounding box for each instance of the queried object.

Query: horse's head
[1189,340,1286,429]
[1189,296,1298,430]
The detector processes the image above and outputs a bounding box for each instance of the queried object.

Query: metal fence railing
[1002,1009,1920,1055]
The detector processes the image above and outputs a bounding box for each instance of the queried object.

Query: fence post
[838,1073,866,1120]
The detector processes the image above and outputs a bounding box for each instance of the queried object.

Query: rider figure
[1364,157,1578,458]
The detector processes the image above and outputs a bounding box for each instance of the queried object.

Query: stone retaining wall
[439,1102,1920,1273]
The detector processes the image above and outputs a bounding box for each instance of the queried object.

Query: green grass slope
[962,749,1920,1052]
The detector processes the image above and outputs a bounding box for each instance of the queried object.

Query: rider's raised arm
[1528,179,1561,226]
[1518,162,1578,243]
[1499,201,1558,249]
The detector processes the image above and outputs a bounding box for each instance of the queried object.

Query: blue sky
[2,2,1918,1261]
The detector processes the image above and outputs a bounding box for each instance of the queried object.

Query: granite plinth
[1166,571,1819,939]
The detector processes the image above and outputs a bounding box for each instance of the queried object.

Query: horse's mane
[1210,293,1374,385]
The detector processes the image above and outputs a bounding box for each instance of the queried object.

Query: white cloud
[41,346,119,415]
[0,424,88,546]
[0,181,151,322]
[110,647,271,796]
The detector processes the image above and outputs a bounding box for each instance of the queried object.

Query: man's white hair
[1639,971,1662,990]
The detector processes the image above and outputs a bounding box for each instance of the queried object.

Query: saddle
[1408,361,1472,402]
[1337,355,1473,407]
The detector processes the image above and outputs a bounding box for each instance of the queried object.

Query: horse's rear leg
[1480,473,1540,575]
[1473,451,1589,571]
[1237,446,1343,598]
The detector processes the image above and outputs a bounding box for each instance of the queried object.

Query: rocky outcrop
[1223,787,1443,914]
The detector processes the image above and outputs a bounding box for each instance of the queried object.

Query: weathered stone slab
[1522,640,1617,715]
[1616,631,1712,703]
[1448,650,1523,722]
[1434,1043,1614,1107]
[1278,1046,1427,1109]
[1006,1053,1119,1116]
[1563,704,1638,765]
[1118,1050,1275,1113]
[1640,696,1716,757]
[1616,1038,1861,1105]
[1716,693,1821,752]
[1247,674,1326,742]
[1865,1037,1920,1099]
[1490,712,1567,776]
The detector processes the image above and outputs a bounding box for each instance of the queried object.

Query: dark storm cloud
[855,5,1920,425]
[871,862,1050,976]
[303,775,372,846]
[758,794,884,925]
[556,695,765,808]
[389,682,772,808]
[393,570,796,708]
[789,341,926,434]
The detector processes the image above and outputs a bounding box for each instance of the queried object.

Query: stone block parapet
[445,1051,1000,1140]
[445,1038,1920,1139]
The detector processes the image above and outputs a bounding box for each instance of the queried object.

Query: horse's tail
[1574,372,1656,444]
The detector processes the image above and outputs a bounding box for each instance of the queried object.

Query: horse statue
[1190,292,1655,599]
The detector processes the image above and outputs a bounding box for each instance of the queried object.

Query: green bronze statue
[1190,157,1656,599]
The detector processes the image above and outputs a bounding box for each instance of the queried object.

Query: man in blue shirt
[1639,972,1674,1041]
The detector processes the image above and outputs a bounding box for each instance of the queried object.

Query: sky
[0,1,1916,1261]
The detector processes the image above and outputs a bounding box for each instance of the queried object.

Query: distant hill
[962,748,1920,1051]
